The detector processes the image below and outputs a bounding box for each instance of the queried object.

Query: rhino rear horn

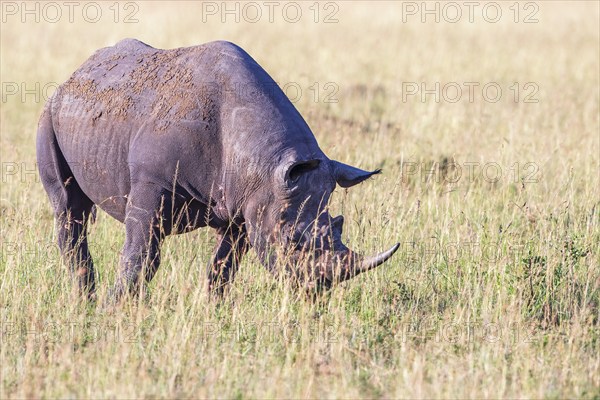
[331,160,380,188]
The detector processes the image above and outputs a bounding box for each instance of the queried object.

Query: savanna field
[1,1,599,398]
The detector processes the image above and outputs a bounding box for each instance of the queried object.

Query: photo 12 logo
[401,1,540,24]
[1,81,58,104]
[399,319,537,346]
[1,1,140,24]
[401,82,540,104]
[197,81,339,104]
[200,1,340,23]
[0,320,143,344]
[400,160,541,184]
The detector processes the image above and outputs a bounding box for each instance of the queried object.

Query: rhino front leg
[105,185,168,306]
[207,224,248,296]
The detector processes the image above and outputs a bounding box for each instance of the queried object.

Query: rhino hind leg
[207,224,248,296]
[55,202,96,299]
[37,112,96,299]
[48,197,96,300]
[105,184,168,305]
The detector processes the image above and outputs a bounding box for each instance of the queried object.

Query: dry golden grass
[1,1,599,398]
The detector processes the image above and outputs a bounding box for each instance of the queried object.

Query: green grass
[1,2,599,398]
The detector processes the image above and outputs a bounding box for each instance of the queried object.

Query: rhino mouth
[279,215,400,290]
[298,242,400,291]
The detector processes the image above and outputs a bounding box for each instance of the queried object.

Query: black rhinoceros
[36,39,399,303]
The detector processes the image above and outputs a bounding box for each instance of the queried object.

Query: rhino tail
[90,205,97,224]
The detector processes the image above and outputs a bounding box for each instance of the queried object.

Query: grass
[1,1,599,398]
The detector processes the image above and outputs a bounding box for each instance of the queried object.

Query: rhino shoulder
[199,40,251,60]
[67,38,153,74]
[83,38,154,64]
[203,40,243,51]
[113,38,154,51]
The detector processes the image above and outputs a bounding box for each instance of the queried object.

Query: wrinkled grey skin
[36,39,399,303]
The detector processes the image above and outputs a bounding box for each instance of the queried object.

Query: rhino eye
[286,159,321,184]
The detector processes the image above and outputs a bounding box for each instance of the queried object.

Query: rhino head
[241,152,399,292]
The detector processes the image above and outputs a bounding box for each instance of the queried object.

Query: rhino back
[50,40,225,218]
[49,39,320,220]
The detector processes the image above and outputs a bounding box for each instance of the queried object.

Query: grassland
[1,1,599,398]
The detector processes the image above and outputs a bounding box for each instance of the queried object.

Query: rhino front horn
[339,243,400,281]
[359,243,400,273]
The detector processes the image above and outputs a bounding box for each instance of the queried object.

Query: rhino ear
[331,160,381,188]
